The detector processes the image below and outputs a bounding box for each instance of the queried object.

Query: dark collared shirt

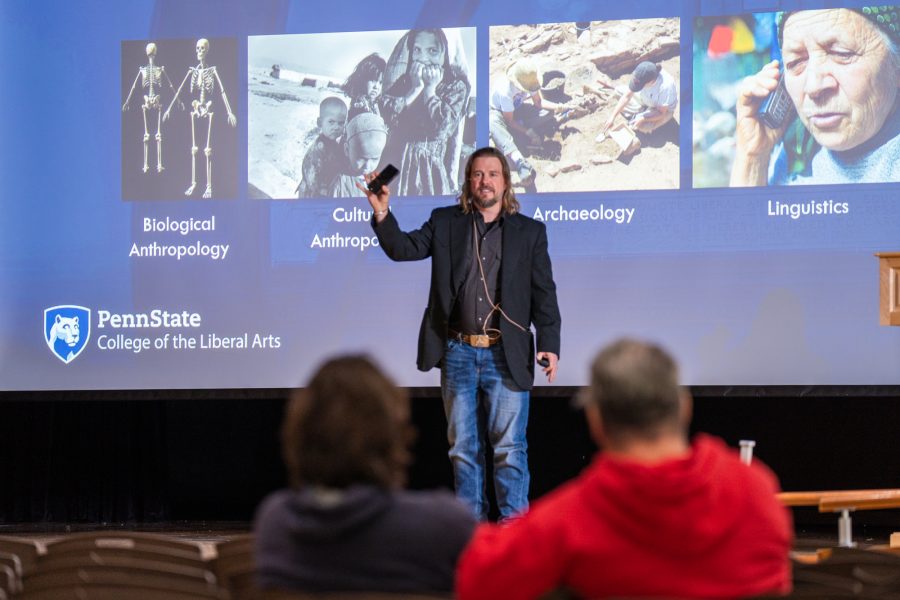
[449,212,503,335]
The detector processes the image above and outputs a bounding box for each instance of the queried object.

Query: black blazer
[373,205,561,390]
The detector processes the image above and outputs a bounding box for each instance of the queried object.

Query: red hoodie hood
[579,434,779,557]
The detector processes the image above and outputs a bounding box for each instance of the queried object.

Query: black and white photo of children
[248,28,476,199]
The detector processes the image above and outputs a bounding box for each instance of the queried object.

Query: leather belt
[450,330,500,348]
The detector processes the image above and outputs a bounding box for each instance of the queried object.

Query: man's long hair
[458,147,520,215]
[281,355,413,490]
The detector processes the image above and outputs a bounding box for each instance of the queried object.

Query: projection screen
[1,0,898,391]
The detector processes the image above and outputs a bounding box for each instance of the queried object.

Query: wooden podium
[876,253,900,326]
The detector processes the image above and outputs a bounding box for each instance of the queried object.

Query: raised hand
[356,169,391,222]
[409,61,425,89]
[422,64,443,93]
[730,60,792,186]
[734,60,789,158]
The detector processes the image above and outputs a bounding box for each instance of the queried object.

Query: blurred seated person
[602,61,678,135]
[254,355,476,594]
[731,7,900,186]
[456,338,792,600]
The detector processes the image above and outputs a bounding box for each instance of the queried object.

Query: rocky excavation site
[490,19,681,193]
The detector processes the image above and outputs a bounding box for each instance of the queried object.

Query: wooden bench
[778,489,900,548]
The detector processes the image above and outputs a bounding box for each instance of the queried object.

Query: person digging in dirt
[490,58,571,192]
[602,61,677,135]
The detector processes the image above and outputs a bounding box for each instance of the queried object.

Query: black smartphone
[367,164,399,194]
[757,73,795,129]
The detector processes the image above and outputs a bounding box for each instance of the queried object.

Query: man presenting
[359,146,561,521]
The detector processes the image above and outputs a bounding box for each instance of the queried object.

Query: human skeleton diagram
[122,43,181,173]
[165,38,237,198]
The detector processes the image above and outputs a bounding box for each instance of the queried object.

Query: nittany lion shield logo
[44,305,91,364]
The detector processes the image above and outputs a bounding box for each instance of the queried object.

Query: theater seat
[0,536,39,575]
[213,534,258,600]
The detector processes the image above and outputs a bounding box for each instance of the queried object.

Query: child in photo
[343,53,386,122]
[330,112,388,197]
[296,96,347,198]
[380,28,470,196]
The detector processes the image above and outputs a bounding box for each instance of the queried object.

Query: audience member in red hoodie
[457,338,793,600]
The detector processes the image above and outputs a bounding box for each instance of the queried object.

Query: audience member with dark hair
[254,355,476,594]
[457,338,792,600]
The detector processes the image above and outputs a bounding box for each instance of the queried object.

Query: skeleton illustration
[122,43,181,173]
[165,38,237,198]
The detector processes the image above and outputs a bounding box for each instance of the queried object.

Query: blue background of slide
[1,0,898,390]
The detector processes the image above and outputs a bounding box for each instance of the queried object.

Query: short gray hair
[582,338,684,442]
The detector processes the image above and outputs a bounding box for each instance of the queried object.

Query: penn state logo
[44,305,91,364]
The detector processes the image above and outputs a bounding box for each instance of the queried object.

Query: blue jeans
[441,339,530,520]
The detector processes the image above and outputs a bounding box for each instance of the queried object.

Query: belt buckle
[470,334,491,348]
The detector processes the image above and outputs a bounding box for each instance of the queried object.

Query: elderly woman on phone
[730,7,899,186]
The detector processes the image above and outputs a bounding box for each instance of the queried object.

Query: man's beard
[472,193,499,210]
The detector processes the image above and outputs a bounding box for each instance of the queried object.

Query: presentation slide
[2,0,898,391]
